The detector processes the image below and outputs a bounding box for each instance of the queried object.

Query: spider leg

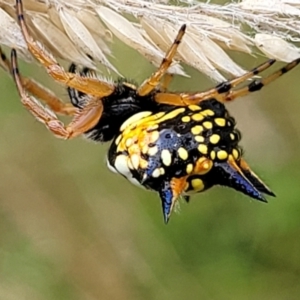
[137,24,186,96]
[219,58,300,102]
[0,47,76,116]
[154,57,300,105]
[15,0,115,97]
[160,73,174,92]
[11,49,103,139]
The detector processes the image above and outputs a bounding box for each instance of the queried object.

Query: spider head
[67,68,159,142]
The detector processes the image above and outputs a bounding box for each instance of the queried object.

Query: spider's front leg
[137,24,186,96]
[11,49,103,139]
[15,0,115,98]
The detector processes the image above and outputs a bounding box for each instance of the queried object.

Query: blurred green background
[1,36,300,300]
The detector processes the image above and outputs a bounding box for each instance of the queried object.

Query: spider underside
[4,0,300,223]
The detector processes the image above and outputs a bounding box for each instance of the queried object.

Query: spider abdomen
[107,99,250,222]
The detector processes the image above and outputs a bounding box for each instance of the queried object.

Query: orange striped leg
[0,47,76,115]
[137,24,186,96]
[16,0,115,97]
[155,58,300,105]
[11,49,103,139]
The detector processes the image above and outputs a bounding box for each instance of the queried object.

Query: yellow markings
[217,150,228,160]
[230,133,235,140]
[203,121,213,129]
[139,159,148,169]
[210,150,216,160]
[191,125,203,135]
[156,108,185,123]
[161,149,172,167]
[142,144,149,154]
[146,124,159,132]
[188,105,201,111]
[181,116,191,123]
[130,154,140,170]
[214,118,226,127]
[198,144,208,155]
[191,178,205,191]
[201,109,214,117]
[120,111,152,131]
[232,148,240,159]
[125,138,133,148]
[128,143,140,153]
[178,147,188,160]
[195,135,205,143]
[209,134,220,144]
[191,113,204,122]
[115,134,122,146]
[186,163,193,174]
[160,168,165,176]
[148,145,158,156]
[152,168,161,178]
[149,131,160,143]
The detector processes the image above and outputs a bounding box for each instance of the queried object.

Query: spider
[5,0,300,223]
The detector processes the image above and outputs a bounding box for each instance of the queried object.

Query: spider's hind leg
[155,57,300,106]
[222,58,300,102]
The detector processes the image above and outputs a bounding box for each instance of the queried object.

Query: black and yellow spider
[5,0,300,223]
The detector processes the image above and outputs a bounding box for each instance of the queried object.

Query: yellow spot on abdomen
[188,105,201,111]
[161,149,172,166]
[232,148,240,159]
[149,131,160,143]
[115,134,122,146]
[209,134,220,144]
[201,109,214,117]
[152,168,161,178]
[148,145,158,156]
[191,125,203,135]
[191,113,204,121]
[191,178,205,191]
[178,147,188,160]
[198,144,208,155]
[203,121,213,129]
[195,135,205,143]
[217,150,228,160]
[181,116,191,123]
[156,108,185,123]
[210,150,216,160]
[125,138,133,148]
[214,118,226,127]
[120,111,152,131]
[186,163,193,174]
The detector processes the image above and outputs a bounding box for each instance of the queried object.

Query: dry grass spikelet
[0,0,300,81]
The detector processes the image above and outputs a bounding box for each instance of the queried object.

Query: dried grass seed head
[0,0,300,81]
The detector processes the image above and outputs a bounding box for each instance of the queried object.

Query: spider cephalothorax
[3,0,300,222]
